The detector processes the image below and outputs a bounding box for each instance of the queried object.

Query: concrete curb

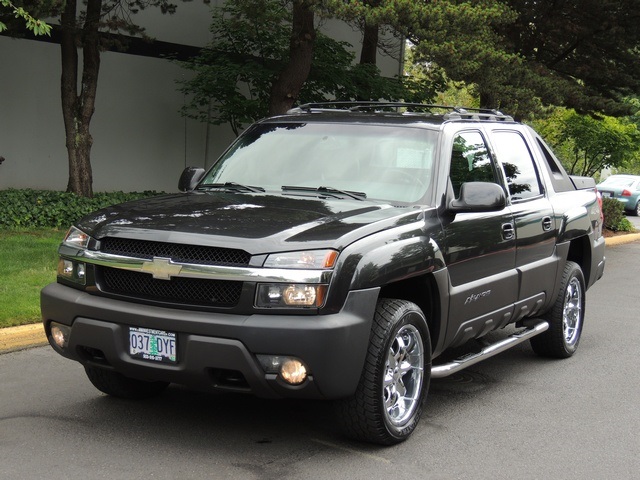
[0,323,48,354]
[1,233,638,354]
[603,232,640,246]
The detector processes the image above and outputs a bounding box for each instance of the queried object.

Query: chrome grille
[100,237,251,266]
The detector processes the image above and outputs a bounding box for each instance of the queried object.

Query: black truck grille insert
[100,237,251,267]
[98,267,243,307]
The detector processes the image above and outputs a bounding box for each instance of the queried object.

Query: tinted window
[534,136,574,192]
[448,131,499,197]
[493,131,542,200]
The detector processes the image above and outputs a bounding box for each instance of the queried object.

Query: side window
[493,131,542,200]
[535,136,574,192]
[449,131,498,197]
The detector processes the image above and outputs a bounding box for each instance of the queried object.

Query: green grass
[0,229,63,327]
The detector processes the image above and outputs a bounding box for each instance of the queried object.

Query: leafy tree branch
[0,0,52,35]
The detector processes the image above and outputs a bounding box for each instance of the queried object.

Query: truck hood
[76,192,421,253]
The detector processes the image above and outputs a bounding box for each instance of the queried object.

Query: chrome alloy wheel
[563,276,583,346]
[383,323,425,426]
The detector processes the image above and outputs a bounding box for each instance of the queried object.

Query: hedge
[0,189,162,229]
[601,197,635,232]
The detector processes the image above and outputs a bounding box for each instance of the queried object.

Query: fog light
[50,322,70,349]
[256,354,309,385]
[280,358,307,385]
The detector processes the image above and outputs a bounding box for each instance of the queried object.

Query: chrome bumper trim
[60,247,333,284]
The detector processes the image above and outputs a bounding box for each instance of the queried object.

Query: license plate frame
[128,326,177,364]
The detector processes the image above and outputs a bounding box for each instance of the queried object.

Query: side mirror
[178,167,205,192]
[449,182,506,213]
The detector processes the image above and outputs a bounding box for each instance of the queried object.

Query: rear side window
[492,131,542,201]
[534,136,574,192]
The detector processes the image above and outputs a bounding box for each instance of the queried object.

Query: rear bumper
[608,196,638,212]
[41,283,378,399]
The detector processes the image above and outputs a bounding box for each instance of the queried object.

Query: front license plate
[129,327,177,364]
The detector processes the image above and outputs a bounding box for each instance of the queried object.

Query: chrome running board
[431,321,549,379]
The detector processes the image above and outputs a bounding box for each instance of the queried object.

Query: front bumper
[41,283,378,399]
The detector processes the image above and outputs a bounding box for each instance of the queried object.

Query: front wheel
[85,366,169,399]
[336,299,431,445]
[531,261,585,358]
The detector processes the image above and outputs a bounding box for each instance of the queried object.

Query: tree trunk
[268,1,316,115]
[355,21,380,100]
[359,22,379,65]
[60,0,102,197]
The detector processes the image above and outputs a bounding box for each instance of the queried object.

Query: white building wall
[1,37,66,190]
[0,4,401,193]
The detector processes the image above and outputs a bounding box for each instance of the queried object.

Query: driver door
[441,130,517,346]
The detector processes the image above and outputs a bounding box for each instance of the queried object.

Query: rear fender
[557,206,592,243]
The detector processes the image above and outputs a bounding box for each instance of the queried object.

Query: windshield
[200,122,437,203]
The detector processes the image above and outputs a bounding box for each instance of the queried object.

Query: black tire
[531,261,585,358]
[336,299,431,445]
[634,201,640,217]
[84,366,169,399]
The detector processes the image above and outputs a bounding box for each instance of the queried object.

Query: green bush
[617,217,636,232]
[0,189,163,229]
[601,197,636,232]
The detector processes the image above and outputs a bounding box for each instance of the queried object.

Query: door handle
[542,216,553,232]
[502,223,515,241]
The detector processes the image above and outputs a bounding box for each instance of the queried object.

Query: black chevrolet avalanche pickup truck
[41,103,606,445]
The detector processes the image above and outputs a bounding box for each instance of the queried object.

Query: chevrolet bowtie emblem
[141,257,183,280]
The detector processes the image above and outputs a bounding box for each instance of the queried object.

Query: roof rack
[287,101,514,122]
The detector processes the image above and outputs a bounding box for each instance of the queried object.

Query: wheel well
[566,235,591,283]
[378,275,441,348]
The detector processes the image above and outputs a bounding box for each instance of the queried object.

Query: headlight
[256,284,327,308]
[58,227,90,285]
[63,226,90,249]
[263,249,338,269]
[258,250,337,308]
[58,258,86,285]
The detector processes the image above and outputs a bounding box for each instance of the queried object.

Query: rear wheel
[85,366,169,399]
[336,299,431,445]
[531,261,585,358]
[634,201,640,216]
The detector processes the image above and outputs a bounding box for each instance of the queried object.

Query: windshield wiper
[198,182,265,193]
[282,185,366,200]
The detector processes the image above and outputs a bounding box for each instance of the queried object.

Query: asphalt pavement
[2,239,640,479]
